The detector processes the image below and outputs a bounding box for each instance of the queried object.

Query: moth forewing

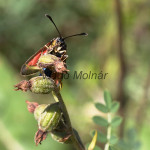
[20,64,41,76]
[20,42,52,76]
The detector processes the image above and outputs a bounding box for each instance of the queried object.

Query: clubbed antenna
[63,33,88,40]
[45,14,62,37]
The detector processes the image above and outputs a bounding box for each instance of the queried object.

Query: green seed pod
[38,54,68,73]
[51,129,72,144]
[38,103,62,132]
[50,116,72,144]
[38,54,59,68]
[29,76,55,94]
[34,104,47,120]
[51,128,83,145]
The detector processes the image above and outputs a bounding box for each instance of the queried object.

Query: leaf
[109,146,118,150]
[109,135,118,145]
[86,143,102,150]
[94,145,102,150]
[104,90,112,109]
[117,140,128,150]
[97,131,107,143]
[93,116,108,127]
[111,116,122,127]
[88,131,97,150]
[95,103,108,113]
[92,130,107,143]
[110,102,120,113]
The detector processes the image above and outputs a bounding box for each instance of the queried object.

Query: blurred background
[0,0,150,150]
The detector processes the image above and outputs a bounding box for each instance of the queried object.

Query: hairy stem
[104,113,112,150]
[53,87,85,150]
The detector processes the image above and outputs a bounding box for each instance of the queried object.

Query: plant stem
[104,112,112,150]
[115,0,127,137]
[53,87,85,150]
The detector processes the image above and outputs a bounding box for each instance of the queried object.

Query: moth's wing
[21,64,41,76]
[20,42,51,76]
[20,40,54,76]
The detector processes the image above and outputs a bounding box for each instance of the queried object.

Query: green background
[0,0,150,150]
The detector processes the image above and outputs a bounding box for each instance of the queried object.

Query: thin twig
[53,87,85,150]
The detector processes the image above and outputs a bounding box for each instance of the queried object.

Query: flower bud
[36,103,62,132]
[29,76,55,94]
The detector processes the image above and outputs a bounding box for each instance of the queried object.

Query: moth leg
[61,55,68,61]
[59,50,67,57]
[59,50,67,61]
[59,50,66,54]
[45,45,49,49]
[45,45,53,53]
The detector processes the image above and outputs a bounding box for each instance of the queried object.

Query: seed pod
[38,54,59,67]
[38,54,68,73]
[51,129,72,144]
[29,76,55,94]
[50,115,72,144]
[34,104,47,120]
[37,103,62,132]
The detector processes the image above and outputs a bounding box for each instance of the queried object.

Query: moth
[20,14,87,86]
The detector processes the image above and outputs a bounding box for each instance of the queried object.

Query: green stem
[53,87,85,150]
[104,112,112,150]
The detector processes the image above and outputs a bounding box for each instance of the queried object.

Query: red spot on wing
[43,50,47,54]
[28,50,47,66]
[28,52,41,66]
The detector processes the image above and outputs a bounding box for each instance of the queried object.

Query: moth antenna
[63,33,88,40]
[45,14,62,37]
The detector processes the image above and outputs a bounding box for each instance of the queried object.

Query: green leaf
[92,130,107,143]
[110,102,120,113]
[104,90,112,109]
[111,116,122,127]
[95,103,108,113]
[88,131,97,150]
[94,145,102,150]
[109,135,118,145]
[97,131,107,143]
[109,146,118,150]
[93,116,108,127]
